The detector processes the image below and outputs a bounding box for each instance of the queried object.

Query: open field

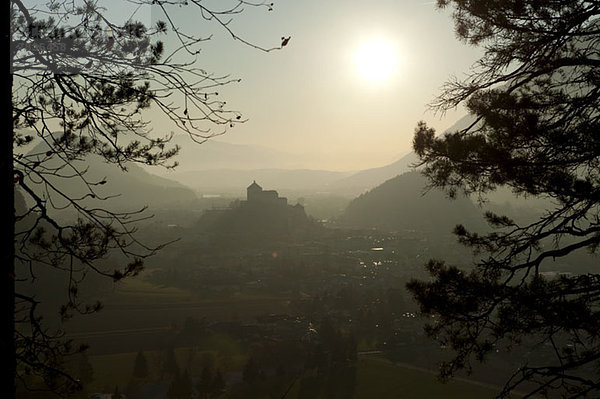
[88,345,247,393]
[285,358,506,399]
[67,278,291,354]
[87,353,507,398]
[76,277,519,398]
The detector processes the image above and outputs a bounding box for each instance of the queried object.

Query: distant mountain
[328,115,480,194]
[328,152,419,195]
[150,151,418,197]
[153,137,311,172]
[140,136,420,195]
[154,151,416,197]
[81,159,198,209]
[163,168,353,194]
[23,141,197,212]
[152,116,478,196]
[138,115,490,197]
[339,171,485,233]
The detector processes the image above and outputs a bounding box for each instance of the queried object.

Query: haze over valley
[11,1,599,399]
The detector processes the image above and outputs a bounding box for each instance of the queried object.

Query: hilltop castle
[196,181,314,244]
[243,181,288,207]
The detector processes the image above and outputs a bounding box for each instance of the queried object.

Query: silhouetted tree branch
[408,1,600,398]
[6,0,283,397]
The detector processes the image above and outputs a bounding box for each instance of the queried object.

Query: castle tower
[247,180,262,202]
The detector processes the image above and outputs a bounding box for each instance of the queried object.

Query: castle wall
[246,183,287,206]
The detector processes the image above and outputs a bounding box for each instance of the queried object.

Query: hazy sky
[153,0,483,171]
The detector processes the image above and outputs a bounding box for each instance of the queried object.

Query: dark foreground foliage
[409,1,600,398]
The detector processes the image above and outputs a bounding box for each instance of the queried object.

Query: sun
[353,37,399,84]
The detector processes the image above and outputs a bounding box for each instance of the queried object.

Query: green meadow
[88,352,505,398]
[284,358,504,399]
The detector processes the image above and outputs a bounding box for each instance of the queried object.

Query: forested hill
[339,171,485,234]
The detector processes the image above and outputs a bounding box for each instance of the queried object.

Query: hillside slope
[339,171,484,234]
[23,141,197,212]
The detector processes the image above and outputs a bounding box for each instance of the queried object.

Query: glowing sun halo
[353,37,399,84]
